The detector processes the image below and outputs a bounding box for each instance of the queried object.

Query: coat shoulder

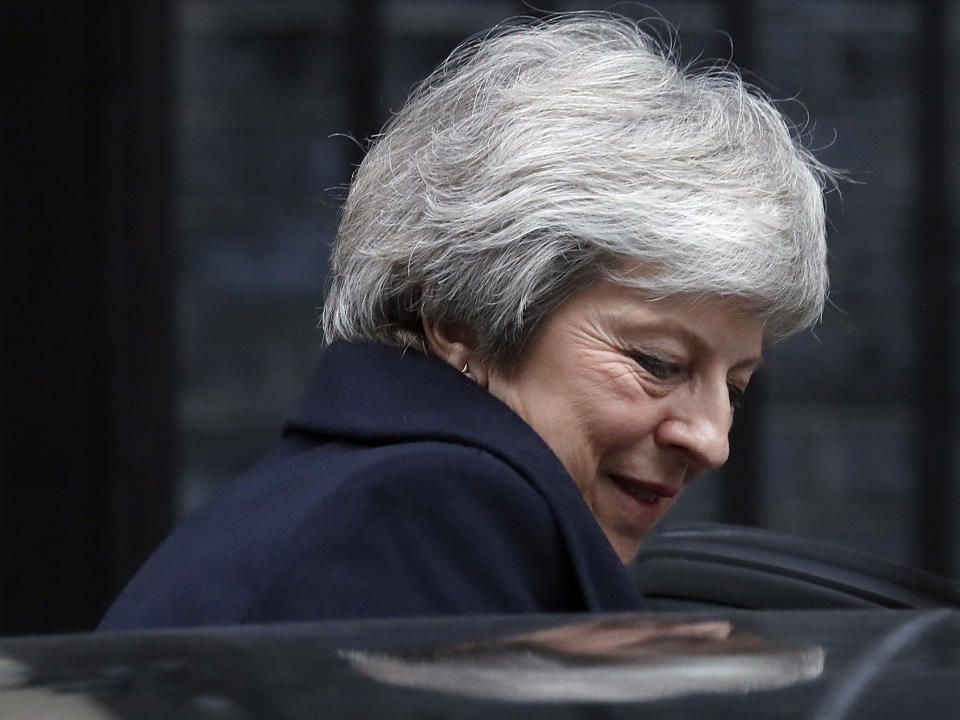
[246,439,583,621]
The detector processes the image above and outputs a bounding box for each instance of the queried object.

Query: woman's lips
[609,474,677,507]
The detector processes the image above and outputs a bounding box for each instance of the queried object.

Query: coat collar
[283,341,643,611]
[284,341,531,448]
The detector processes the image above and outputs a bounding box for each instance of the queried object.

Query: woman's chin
[598,485,674,563]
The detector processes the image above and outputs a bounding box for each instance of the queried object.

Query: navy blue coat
[99,342,644,630]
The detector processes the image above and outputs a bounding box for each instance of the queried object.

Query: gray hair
[322,13,836,368]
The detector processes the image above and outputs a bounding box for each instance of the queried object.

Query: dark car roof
[0,609,957,719]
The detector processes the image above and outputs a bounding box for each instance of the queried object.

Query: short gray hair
[322,13,836,368]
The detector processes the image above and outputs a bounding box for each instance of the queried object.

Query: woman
[100,13,833,629]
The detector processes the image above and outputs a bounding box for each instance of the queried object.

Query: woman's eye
[632,352,680,380]
[728,384,746,411]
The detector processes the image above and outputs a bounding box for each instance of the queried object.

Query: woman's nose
[654,388,732,471]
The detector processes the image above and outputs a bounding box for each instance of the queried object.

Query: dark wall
[0,2,174,633]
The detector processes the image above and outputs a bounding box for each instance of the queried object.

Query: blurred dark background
[1,0,957,635]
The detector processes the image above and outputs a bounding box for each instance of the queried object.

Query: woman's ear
[422,317,488,386]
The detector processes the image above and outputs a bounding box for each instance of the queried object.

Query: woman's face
[487,282,764,564]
